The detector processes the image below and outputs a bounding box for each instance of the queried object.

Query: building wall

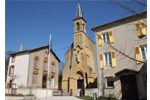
[136,64,147,99]
[95,18,147,99]
[6,47,59,90]
[28,49,46,88]
[62,33,96,91]
[6,54,30,88]
[28,48,59,89]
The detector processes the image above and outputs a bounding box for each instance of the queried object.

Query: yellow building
[62,2,96,92]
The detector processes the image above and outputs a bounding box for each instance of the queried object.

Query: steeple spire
[75,0,84,19]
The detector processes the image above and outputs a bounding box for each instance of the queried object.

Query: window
[11,56,15,63]
[97,31,114,46]
[102,32,110,42]
[104,52,112,66]
[140,45,147,61]
[99,51,116,68]
[135,44,147,64]
[77,23,80,31]
[76,53,80,63]
[102,31,114,43]
[9,66,14,77]
[69,65,71,69]
[34,56,39,69]
[106,77,114,87]
[51,61,55,73]
[43,60,47,71]
[32,74,37,84]
[44,52,48,58]
[83,24,85,32]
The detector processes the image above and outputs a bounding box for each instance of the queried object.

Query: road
[36,96,82,100]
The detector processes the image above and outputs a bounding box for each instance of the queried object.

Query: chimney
[19,43,24,51]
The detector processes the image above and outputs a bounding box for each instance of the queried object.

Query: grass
[77,96,93,100]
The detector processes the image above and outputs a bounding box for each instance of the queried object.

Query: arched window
[76,52,80,63]
[9,66,14,77]
[34,56,39,69]
[83,24,85,31]
[43,59,47,71]
[77,23,80,31]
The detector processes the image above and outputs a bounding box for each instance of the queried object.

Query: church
[62,1,97,92]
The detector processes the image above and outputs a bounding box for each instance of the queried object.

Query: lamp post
[46,34,52,100]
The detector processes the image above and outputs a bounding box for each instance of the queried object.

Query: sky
[6,0,146,62]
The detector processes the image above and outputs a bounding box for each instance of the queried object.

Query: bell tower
[73,1,86,34]
[73,1,86,48]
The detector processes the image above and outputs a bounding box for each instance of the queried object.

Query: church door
[77,79,84,89]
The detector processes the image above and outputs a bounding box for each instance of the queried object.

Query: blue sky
[6,0,146,62]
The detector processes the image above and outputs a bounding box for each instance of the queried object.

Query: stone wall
[5,88,52,99]
[85,88,98,97]
[72,88,98,97]
[72,89,81,96]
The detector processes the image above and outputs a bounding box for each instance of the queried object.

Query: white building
[6,45,60,89]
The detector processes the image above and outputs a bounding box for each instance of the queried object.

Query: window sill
[33,68,39,70]
[137,34,146,38]
[104,65,114,68]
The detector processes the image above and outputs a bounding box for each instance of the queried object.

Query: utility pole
[46,34,52,100]
[95,33,104,97]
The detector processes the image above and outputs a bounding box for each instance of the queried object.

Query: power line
[111,0,139,15]
[133,0,147,7]
[95,33,146,64]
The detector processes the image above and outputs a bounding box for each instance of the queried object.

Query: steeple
[75,0,83,18]
[73,0,86,34]
[74,0,86,21]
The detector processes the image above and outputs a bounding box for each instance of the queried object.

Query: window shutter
[134,45,142,64]
[109,31,114,43]
[135,23,147,37]
[111,51,116,67]
[98,35,102,46]
[141,23,147,35]
[136,26,142,37]
[99,53,104,69]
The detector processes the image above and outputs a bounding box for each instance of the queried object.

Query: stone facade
[92,12,147,99]
[62,2,96,92]
[6,45,60,90]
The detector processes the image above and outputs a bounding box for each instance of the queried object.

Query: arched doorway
[76,71,84,89]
